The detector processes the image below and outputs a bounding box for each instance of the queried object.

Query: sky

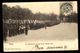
[2,1,77,15]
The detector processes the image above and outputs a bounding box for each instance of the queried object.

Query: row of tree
[60,12,77,23]
[2,4,77,23]
[2,4,58,21]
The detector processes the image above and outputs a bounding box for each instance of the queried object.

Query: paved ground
[3,23,78,52]
[4,23,78,42]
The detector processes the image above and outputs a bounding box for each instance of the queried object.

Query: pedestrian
[9,23,12,37]
[3,23,7,41]
[44,22,47,29]
[24,21,30,35]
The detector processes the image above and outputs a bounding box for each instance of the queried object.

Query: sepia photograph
[2,1,78,52]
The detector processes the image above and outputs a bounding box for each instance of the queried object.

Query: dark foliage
[2,4,77,41]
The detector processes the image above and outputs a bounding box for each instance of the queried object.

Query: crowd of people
[3,19,47,42]
[3,19,30,41]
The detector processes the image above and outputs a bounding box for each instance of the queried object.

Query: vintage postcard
[2,1,78,52]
